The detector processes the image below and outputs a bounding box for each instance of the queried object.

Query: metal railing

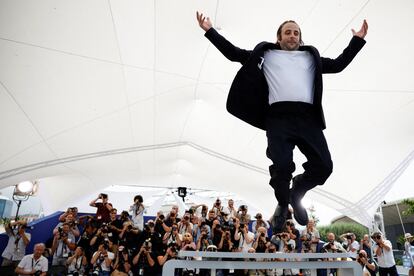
[162,251,362,276]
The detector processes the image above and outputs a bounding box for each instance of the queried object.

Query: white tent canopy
[1,0,413,227]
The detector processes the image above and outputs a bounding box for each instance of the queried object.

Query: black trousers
[379,265,399,276]
[266,102,333,207]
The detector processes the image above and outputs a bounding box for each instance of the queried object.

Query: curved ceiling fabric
[1,0,413,225]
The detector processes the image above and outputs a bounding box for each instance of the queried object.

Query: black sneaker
[270,205,288,234]
[290,188,309,226]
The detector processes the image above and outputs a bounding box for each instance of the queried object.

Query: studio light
[15,181,35,196]
[12,180,38,220]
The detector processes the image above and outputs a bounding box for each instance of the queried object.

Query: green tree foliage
[318,223,368,242]
[402,198,414,216]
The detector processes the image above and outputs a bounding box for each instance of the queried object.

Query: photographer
[360,234,372,259]
[300,219,319,253]
[112,245,132,276]
[357,249,377,276]
[154,211,167,236]
[211,219,224,246]
[139,220,162,252]
[77,221,97,266]
[107,208,123,246]
[180,233,196,251]
[340,232,359,260]
[90,223,113,252]
[234,220,254,252]
[118,221,140,252]
[236,205,251,225]
[404,233,414,276]
[177,212,193,235]
[251,213,270,234]
[197,225,213,251]
[129,195,145,231]
[157,245,178,275]
[204,209,217,229]
[91,243,114,276]
[218,228,234,252]
[212,198,224,216]
[189,204,208,220]
[371,232,398,276]
[51,222,76,275]
[15,243,48,276]
[162,223,182,247]
[162,209,181,232]
[1,220,31,268]
[285,220,301,252]
[253,227,268,253]
[132,240,157,276]
[58,207,79,223]
[322,232,346,255]
[53,213,80,238]
[89,193,113,225]
[66,246,87,276]
[223,199,237,219]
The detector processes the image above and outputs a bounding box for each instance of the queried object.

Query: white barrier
[162,252,362,276]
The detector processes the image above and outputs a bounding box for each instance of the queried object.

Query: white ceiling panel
[0,0,413,225]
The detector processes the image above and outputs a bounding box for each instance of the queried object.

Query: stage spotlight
[15,181,35,196]
[13,180,38,220]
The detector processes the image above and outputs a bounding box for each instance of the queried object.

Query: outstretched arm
[321,20,368,73]
[196,11,251,64]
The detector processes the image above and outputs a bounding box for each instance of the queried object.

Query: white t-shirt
[2,230,31,261]
[263,50,315,105]
[373,240,396,268]
[92,251,114,271]
[130,203,145,231]
[237,231,255,252]
[17,254,48,276]
[347,240,360,259]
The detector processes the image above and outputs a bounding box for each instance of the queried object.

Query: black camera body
[168,241,179,253]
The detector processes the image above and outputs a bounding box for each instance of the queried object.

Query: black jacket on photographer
[132,250,158,276]
[138,228,162,254]
[107,219,123,245]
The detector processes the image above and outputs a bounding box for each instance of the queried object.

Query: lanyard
[31,257,40,269]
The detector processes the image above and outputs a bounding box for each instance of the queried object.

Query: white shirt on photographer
[17,254,48,276]
[373,240,396,268]
[92,251,114,271]
[2,229,31,261]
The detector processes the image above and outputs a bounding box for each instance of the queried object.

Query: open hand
[352,19,368,39]
[196,11,213,32]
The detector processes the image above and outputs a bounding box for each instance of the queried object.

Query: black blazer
[205,28,366,130]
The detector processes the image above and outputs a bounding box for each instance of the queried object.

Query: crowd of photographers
[2,194,410,276]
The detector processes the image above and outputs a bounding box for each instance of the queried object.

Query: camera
[57,226,67,238]
[143,238,152,249]
[101,223,109,233]
[168,241,179,253]
[239,223,245,229]
[158,214,165,221]
[260,232,266,237]
[286,244,294,252]
[33,271,42,276]
[358,252,365,259]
